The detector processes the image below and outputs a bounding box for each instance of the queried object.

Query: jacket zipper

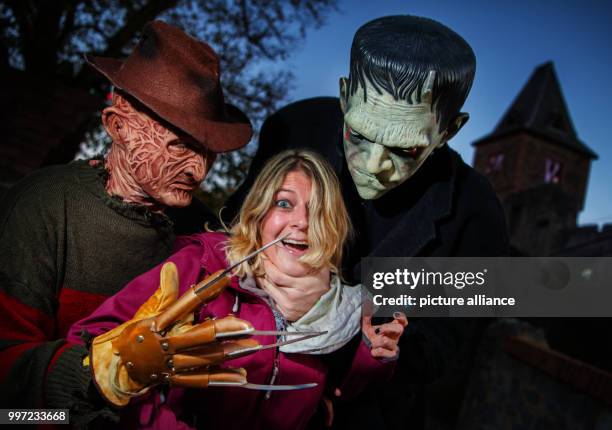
[230,276,281,400]
[265,349,280,400]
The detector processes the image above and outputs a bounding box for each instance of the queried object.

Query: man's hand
[362,311,407,359]
[258,258,330,322]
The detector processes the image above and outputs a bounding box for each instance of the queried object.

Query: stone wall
[457,319,612,430]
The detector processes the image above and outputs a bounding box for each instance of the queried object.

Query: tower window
[486,153,504,174]
[544,158,563,184]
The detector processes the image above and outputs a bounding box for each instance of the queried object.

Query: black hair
[348,15,476,132]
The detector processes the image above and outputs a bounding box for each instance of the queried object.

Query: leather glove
[89,262,265,406]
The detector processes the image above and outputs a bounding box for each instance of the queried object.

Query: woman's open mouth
[281,238,309,254]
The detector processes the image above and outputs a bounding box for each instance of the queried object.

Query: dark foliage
[0,0,338,210]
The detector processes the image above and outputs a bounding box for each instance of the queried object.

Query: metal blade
[207,381,317,390]
[250,330,326,337]
[259,332,324,350]
[226,332,324,358]
[194,233,289,295]
[215,329,325,339]
[242,382,317,391]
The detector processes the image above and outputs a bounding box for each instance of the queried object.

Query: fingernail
[393,312,402,319]
[374,328,380,335]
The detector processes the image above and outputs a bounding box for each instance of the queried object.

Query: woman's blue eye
[275,199,292,209]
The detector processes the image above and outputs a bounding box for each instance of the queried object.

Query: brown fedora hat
[85,20,252,153]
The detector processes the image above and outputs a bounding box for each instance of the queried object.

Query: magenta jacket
[68,232,394,430]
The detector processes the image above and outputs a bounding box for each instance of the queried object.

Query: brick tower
[472,62,597,255]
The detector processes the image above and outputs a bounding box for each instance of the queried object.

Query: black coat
[226,97,510,429]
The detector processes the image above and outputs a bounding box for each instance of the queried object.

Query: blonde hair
[226,150,352,278]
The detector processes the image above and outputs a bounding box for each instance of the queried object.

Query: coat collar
[340,143,459,260]
[379,145,458,257]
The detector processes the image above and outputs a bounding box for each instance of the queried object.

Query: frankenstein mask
[340,71,448,200]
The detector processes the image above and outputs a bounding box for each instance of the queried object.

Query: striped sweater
[0,160,183,426]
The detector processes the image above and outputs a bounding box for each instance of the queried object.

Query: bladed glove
[89,262,313,407]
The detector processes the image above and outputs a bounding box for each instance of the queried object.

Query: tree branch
[56,0,78,49]
[102,0,178,57]
[74,0,178,88]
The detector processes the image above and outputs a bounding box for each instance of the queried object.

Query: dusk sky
[283,0,612,226]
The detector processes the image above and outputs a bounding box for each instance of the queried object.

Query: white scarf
[239,275,362,354]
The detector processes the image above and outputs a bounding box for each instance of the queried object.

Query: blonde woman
[69,150,405,430]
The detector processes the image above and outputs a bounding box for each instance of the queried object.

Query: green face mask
[340,71,450,200]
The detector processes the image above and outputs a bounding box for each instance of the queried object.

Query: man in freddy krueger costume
[225,15,510,429]
[0,20,258,425]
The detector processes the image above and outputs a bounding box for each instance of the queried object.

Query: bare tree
[1,0,338,208]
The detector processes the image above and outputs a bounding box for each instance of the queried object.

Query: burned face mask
[104,94,215,210]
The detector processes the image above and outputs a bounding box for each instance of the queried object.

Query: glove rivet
[150,373,158,381]
[136,335,145,343]
[161,341,169,351]
[167,359,174,368]
[162,372,171,381]
[126,361,134,369]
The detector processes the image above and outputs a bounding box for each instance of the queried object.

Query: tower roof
[473,62,597,159]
